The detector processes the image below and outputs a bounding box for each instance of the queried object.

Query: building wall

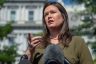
[0,1,45,63]
[0,0,45,57]
[0,3,43,24]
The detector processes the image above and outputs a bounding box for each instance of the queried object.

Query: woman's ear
[62,14,65,21]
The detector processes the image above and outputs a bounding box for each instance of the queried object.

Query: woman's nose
[48,13,52,19]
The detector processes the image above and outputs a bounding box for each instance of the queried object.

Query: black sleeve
[19,59,32,64]
[19,55,32,64]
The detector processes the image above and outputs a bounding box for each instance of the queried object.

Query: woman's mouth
[48,20,54,24]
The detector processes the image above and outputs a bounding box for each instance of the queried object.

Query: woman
[19,2,93,64]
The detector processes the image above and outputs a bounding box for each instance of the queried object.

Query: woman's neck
[48,28,61,45]
[49,31,60,45]
[49,27,61,37]
[49,29,60,40]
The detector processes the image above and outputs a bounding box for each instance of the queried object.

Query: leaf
[0,22,13,40]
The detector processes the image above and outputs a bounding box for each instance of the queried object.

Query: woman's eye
[50,11,56,14]
[44,11,56,17]
[44,13,48,17]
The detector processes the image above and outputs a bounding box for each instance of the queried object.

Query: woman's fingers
[27,33,33,44]
[28,36,42,48]
[31,41,41,48]
[31,39,40,46]
[31,36,42,41]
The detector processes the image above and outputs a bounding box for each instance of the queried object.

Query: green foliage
[0,22,13,40]
[91,42,96,53]
[75,0,96,13]
[85,0,96,14]
[0,44,18,62]
[0,0,5,7]
[71,19,95,37]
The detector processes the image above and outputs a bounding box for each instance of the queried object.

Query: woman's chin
[48,26,57,29]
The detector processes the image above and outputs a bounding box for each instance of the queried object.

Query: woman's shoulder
[71,36,86,46]
[72,36,83,40]
[70,36,88,54]
[72,36,85,42]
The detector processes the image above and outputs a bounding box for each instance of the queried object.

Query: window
[26,5,37,9]
[8,37,14,45]
[28,11,34,21]
[10,10,16,21]
[7,6,18,9]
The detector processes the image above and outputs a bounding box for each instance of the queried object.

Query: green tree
[0,1,18,64]
[0,22,18,64]
[74,0,96,13]
[0,44,18,64]
[0,22,13,40]
[0,0,5,8]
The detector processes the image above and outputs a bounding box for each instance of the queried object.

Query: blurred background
[0,0,96,64]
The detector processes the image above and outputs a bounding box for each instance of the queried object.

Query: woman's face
[44,5,64,30]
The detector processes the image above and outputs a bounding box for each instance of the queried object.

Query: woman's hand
[25,33,42,60]
[29,36,42,49]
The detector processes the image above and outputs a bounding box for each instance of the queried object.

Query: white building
[0,0,46,55]
[0,0,46,63]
